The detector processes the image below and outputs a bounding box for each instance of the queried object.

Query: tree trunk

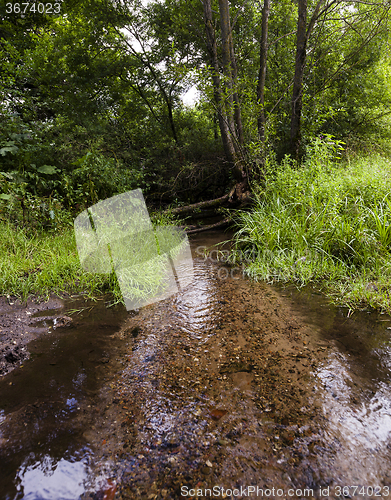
[216,0,248,198]
[167,193,230,215]
[290,0,325,159]
[219,0,236,137]
[257,0,270,144]
[290,0,307,159]
[163,0,251,221]
[218,0,243,146]
[203,0,236,167]
[230,38,244,146]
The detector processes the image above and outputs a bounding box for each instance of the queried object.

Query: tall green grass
[232,140,391,312]
[0,210,184,304]
[0,222,120,301]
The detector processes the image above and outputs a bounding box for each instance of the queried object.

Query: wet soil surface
[0,295,68,377]
[1,231,391,499]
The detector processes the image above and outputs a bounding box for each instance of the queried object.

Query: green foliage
[0,221,116,301]
[0,0,390,313]
[0,184,70,231]
[368,199,391,249]
[232,148,391,312]
[0,204,187,303]
[67,151,144,208]
[1,0,391,222]
[1,0,391,321]
[0,117,65,229]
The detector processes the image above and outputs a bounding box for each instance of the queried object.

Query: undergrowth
[0,222,121,302]
[0,210,182,303]
[231,137,391,313]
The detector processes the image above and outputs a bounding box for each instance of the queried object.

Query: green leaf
[0,172,14,180]
[37,165,58,175]
[0,146,19,156]
[0,194,12,200]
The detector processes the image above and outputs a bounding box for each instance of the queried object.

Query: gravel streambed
[81,260,332,499]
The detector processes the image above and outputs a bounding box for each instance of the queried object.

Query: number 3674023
[6,3,61,14]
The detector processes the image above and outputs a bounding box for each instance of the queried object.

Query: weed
[233,146,391,313]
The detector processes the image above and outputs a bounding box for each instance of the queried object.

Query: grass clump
[0,209,184,304]
[0,222,120,302]
[232,137,391,312]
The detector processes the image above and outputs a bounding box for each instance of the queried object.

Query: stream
[0,231,391,499]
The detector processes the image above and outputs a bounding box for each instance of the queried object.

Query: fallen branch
[185,218,232,234]
[165,193,230,215]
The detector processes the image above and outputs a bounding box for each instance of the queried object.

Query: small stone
[218,439,229,446]
[131,326,141,338]
[206,460,213,467]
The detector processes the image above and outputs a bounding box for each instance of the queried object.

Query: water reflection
[316,353,391,484]
[285,285,391,485]
[173,259,220,338]
[0,298,127,499]
[14,454,89,500]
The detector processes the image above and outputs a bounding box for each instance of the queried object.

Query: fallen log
[165,193,230,215]
[184,217,231,234]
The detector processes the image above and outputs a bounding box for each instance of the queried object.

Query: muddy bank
[0,295,69,377]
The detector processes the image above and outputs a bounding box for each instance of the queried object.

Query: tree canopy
[1,0,391,225]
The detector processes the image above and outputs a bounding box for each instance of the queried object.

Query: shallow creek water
[0,231,391,499]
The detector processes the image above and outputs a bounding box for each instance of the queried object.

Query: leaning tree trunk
[203,0,236,167]
[216,0,249,202]
[290,0,308,159]
[219,0,236,138]
[257,0,270,145]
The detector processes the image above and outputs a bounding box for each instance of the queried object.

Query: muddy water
[281,288,391,489]
[0,231,391,499]
[0,299,129,499]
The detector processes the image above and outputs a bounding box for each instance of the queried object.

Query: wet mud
[0,295,67,377]
[1,231,391,499]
